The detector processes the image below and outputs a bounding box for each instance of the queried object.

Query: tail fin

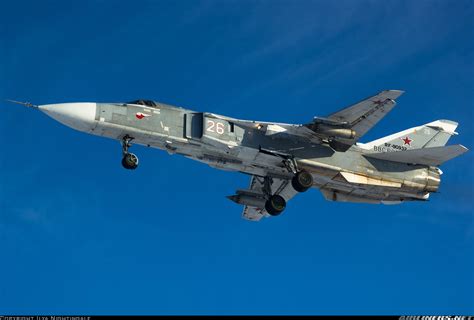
[361,120,458,151]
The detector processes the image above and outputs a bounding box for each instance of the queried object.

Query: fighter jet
[7,90,468,221]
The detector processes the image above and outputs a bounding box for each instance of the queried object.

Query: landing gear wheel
[121,135,139,170]
[122,153,139,170]
[292,170,313,192]
[265,195,286,216]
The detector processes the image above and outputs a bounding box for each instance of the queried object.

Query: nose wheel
[122,152,139,170]
[121,135,139,170]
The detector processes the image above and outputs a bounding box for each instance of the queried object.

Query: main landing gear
[261,176,287,216]
[283,157,314,193]
[264,158,314,216]
[291,170,313,192]
[264,170,313,216]
[265,194,287,216]
[121,135,139,170]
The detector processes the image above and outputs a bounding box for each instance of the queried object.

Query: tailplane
[364,144,468,166]
[360,120,458,151]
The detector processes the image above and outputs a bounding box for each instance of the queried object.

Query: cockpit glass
[127,100,158,107]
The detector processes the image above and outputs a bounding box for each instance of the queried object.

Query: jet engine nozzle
[426,167,441,193]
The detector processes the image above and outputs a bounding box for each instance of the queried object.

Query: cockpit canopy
[127,99,158,107]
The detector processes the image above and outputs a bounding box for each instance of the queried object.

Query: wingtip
[378,90,404,101]
[387,89,405,97]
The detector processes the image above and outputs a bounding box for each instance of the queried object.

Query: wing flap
[364,144,468,166]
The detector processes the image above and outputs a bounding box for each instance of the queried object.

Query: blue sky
[0,0,473,315]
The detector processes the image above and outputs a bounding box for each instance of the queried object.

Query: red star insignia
[402,136,412,145]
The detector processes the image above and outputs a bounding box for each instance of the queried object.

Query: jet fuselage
[39,100,439,205]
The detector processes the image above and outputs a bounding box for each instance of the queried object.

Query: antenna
[5,99,38,108]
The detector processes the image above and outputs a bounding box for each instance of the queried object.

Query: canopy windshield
[127,100,158,107]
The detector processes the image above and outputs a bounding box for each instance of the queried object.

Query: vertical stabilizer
[360,120,458,151]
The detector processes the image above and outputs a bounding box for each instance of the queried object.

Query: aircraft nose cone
[39,103,97,132]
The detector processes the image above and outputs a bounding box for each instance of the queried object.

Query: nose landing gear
[121,135,139,170]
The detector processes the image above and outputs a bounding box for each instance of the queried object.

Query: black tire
[122,153,139,170]
[291,170,313,192]
[265,195,286,216]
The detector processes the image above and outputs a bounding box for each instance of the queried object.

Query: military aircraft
[7,90,468,221]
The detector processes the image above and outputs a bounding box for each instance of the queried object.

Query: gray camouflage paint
[93,101,439,204]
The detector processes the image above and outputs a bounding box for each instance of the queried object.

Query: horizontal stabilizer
[364,144,468,166]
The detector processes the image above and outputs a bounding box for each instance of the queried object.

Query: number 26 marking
[207,120,225,135]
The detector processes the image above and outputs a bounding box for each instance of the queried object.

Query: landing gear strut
[121,135,139,170]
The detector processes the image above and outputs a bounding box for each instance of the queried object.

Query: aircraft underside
[101,121,437,208]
